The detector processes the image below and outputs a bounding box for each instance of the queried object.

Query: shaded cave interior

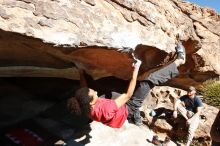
[0,30,219,144]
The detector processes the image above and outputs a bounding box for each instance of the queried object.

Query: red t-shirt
[90,98,128,128]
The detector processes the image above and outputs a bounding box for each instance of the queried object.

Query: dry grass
[200,80,220,108]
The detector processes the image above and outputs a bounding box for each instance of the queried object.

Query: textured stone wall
[0,0,219,88]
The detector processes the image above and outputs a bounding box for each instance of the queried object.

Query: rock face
[75,121,156,146]
[1,1,219,145]
[0,0,219,88]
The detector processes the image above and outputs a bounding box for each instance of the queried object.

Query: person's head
[187,86,196,98]
[68,87,98,116]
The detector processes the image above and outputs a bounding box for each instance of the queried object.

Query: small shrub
[200,80,220,108]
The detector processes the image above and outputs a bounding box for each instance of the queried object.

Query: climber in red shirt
[71,56,142,128]
[67,42,186,128]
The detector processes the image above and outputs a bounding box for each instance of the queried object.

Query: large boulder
[0,1,219,145]
[0,0,219,88]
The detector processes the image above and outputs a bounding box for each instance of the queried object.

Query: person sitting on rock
[172,86,203,146]
[67,42,186,128]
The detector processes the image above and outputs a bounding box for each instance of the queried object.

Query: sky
[186,0,220,14]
